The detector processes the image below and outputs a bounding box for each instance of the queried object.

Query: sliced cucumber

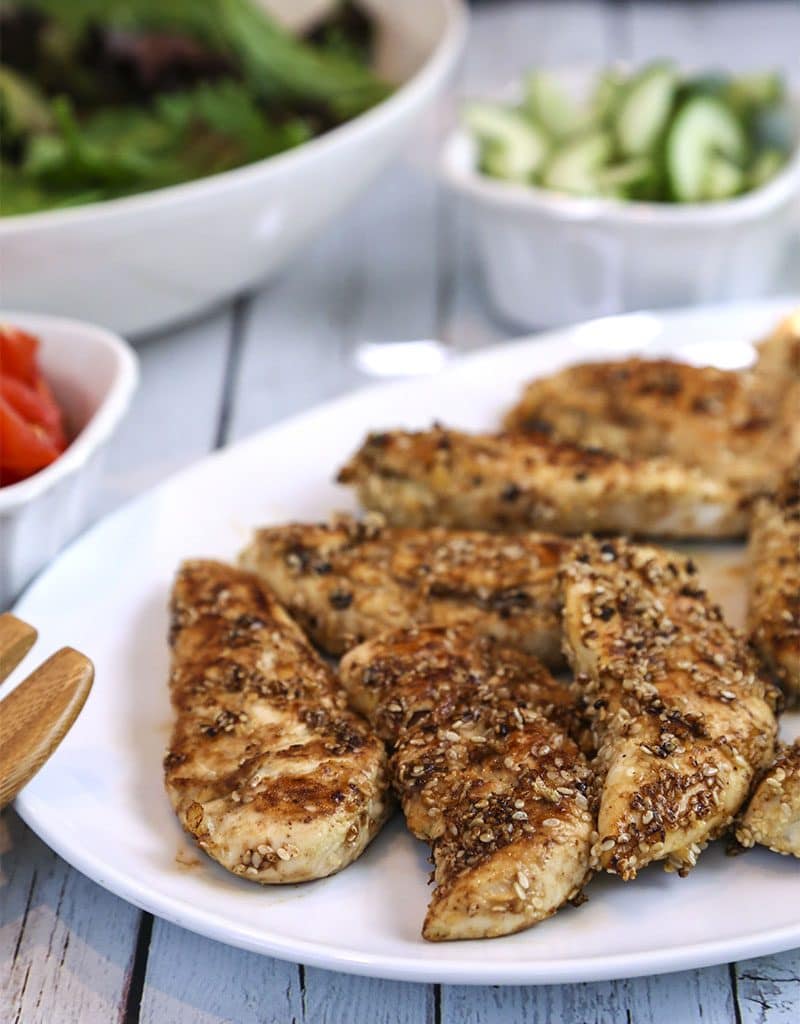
[726,72,784,113]
[749,148,788,189]
[597,158,654,198]
[616,62,678,157]
[464,102,549,182]
[524,70,588,138]
[541,132,613,196]
[591,68,624,123]
[667,95,747,201]
[703,155,745,200]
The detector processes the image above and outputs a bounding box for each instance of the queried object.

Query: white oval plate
[12,299,800,985]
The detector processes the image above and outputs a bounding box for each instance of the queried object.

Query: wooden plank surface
[0,813,141,1024]
[2,3,799,1023]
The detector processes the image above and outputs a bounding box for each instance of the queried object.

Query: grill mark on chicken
[164,560,390,883]
[238,515,569,667]
[737,740,800,858]
[339,626,594,941]
[561,538,778,880]
[337,427,749,539]
[748,458,800,701]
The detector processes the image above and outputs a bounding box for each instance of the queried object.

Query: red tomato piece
[35,376,68,449]
[1,377,67,450]
[0,325,39,385]
[0,394,61,476]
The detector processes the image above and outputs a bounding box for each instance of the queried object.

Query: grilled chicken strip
[337,427,748,539]
[736,740,800,858]
[561,538,778,880]
[502,352,799,496]
[164,560,390,883]
[748,458,800,701]
[340,626,594,941]
[239,515,568,667]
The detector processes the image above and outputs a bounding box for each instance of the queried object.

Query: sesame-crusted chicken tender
[337,427,749,539]
[561,539,778,881]
[339,626,595,941]
[736,740,800,858]
[239,515,569,668]
[164,560,390,884]
[501,354,799,498]
[748,458,800,701]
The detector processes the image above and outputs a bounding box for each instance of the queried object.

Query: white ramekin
[441,79,800,328]
[0,312,139,606]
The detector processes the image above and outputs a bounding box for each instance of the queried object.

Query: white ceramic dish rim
[0,311,139,511]
[0,0,467,235]
[11,297,800,986]
[441,82,800,226]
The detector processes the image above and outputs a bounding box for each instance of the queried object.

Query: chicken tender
[503,353,798,496]
[340,626,594,941]
[337,427,749,539]
[164,560,390,883]
[239,515,568,667]
[748,458,800,700]
[736,740,800,858]
[561,538,778,880]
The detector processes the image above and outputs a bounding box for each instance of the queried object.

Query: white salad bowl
[441,74,800,329]
[0,312,138,607]
[0,0,467,338]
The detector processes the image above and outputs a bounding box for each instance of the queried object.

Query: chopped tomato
[0,325,39,386]
[0,376,67,450]
[0,395,61,475]
[0,324,68,485]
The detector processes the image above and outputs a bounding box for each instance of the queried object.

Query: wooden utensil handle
[0,613,38,685]
[0,647,94,809]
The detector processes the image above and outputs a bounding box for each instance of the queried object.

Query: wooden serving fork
[0,613,94,809]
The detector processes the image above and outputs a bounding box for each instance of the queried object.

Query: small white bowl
[0,312,139,606]
[0,0,467,338]
[441,75,800,328]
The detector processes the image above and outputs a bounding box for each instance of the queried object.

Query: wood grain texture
[0,812,141,1024]
[139,921,303,1024]
[302,968,433,1024]
[0,648,93,809]
[0,614,37,685]
[735,950,800,1024]
[441,966,734,1024]
[92,307,234,518]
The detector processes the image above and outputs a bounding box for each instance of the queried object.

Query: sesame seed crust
[336,427,749,539]
[736,740,800,858]
[239,514,569,667]
[747,457,800,702]
[502,348,800,498]
[339,625,595,941]
[561,538,778,881]
[164,560,390,884]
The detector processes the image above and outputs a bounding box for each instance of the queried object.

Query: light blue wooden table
[2,3,799,1021]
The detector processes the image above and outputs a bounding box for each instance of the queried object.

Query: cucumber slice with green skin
[616,62,679,157]
[591,69,624,123]
[703,155,745,200]
[464,102,549,182]
[666,95,748,202]
[524,70,588,138]
[749,148,788,189]
[541,131,613,196]
[596,158,654,198]
[726,73,784,113]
